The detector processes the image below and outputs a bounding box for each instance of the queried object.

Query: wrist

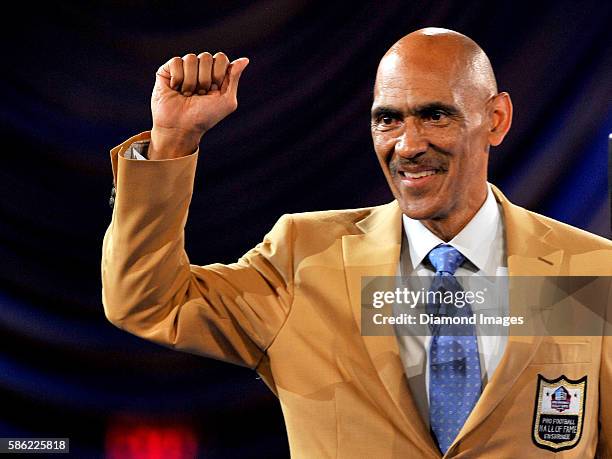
[149,126,202,159]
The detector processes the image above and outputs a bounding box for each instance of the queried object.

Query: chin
[397,199,444,221]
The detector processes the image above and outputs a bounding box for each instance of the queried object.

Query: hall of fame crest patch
[532,374,587,452]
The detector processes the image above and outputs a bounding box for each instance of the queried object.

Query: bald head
[376,27,497,100]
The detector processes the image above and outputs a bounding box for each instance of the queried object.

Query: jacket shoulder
[527,210,612,251]
[285,203,389,234]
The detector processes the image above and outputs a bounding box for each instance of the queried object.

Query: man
[102,28,612,457]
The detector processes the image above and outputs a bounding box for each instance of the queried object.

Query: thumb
[222,57,249,96]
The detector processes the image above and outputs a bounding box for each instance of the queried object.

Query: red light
[106,417,199,459]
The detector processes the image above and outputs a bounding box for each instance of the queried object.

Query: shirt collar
[402,184,501,274]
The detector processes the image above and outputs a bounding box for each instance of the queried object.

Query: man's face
[371,52,492,226]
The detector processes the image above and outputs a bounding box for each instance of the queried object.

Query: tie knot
[427,244,465,275]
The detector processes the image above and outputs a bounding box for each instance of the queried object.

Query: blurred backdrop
[0,1,611,457]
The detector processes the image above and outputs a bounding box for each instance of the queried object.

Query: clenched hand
[149,52,249,159]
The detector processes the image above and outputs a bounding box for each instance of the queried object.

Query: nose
[395,117,427,159]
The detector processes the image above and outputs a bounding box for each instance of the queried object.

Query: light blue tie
[427,244,482,454]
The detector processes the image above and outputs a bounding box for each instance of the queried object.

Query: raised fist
[149,52,249,159]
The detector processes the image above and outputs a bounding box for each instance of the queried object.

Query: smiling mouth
[399,169,442,179]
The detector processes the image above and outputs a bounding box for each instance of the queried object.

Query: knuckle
[169,56,182,65]
[213,51,228,61]
[182,53,197,60]
[198,51,212,60]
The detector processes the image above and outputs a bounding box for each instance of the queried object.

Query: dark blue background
[0,1,610,457]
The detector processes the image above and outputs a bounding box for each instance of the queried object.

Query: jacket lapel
[449,185,564,453]
[342,201,440,456]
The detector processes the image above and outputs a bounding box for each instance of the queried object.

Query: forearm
[102,144,198,339]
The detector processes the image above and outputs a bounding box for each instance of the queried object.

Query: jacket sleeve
[598,284,612,458]
[101,132,294,369]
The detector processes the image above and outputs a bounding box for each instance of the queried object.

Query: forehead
[373,52,465,108]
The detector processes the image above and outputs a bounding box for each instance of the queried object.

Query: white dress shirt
[124,140,149,160]
[397,184,508,427]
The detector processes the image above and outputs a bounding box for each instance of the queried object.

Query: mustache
[389,144,451,173]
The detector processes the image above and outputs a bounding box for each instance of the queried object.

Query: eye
[374,113,401,130]
[425,110,446,122]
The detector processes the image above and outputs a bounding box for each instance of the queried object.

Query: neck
[420,186,488,241]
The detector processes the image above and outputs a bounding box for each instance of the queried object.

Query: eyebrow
[371,102,462,120]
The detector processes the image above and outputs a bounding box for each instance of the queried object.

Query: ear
[488,92,513,146]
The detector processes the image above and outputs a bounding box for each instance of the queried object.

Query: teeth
[402,170,438,179]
